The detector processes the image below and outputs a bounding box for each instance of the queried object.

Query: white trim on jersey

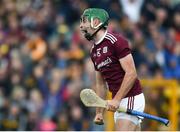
[95,30,107,45]
[107,33,117,41]
[90,44,94,54]
[105,36,114,43]
[105,33,117,44]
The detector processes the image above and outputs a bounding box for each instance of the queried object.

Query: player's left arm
[107,54,137,111]
[114,53,137,100]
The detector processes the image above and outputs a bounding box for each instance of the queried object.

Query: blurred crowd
[0,0,180,131]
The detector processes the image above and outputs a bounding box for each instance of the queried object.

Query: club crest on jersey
[103,46,108,53]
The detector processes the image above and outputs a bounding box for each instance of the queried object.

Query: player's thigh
[114,112,141,131]
[115,118,137,131]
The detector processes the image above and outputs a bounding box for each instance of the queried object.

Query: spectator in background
[119,0,144,23]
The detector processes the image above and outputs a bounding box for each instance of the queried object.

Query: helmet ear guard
[84,18,109,41]
[90,17,103,29]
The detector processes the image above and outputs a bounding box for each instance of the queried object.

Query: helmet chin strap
[84,19,109,41]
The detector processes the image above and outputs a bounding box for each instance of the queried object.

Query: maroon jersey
[90,32,142,98]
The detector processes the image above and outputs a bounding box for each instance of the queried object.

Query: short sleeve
[114,36,131,59]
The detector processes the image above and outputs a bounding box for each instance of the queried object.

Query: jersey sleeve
[114,36,131,59]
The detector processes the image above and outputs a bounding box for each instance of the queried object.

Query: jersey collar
[95,30,107,45]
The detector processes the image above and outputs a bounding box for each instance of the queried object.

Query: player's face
[79,16,93,36]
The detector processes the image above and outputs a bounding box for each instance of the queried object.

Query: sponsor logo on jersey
[97,57,112,69]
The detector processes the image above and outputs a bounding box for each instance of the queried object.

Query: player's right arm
[94,71,106,125]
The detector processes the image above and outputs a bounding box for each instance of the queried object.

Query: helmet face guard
[81,8,109,41]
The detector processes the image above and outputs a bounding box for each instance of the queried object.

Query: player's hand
[106,99,120,112]
[94,113,104,125]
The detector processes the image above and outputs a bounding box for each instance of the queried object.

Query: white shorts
[114,93,145,125]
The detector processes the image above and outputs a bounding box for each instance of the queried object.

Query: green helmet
[82,8,109,28]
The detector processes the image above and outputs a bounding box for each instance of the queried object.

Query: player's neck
[94,29,107,44]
